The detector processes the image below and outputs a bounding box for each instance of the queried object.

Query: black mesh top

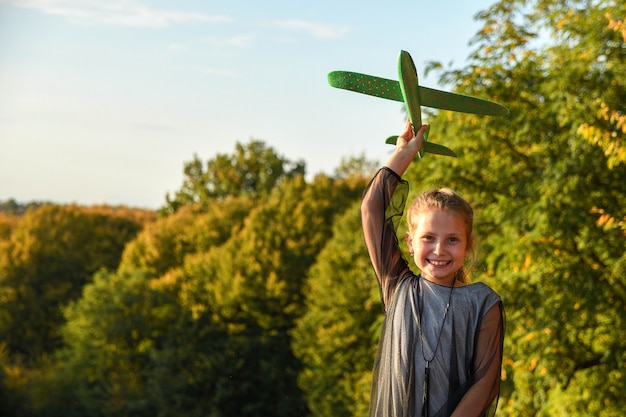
[361,167,504,417]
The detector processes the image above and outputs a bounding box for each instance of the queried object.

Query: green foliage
[333,153,380,180]
[119,198,254,277]
[27,268,229,417]
[414,0,626,414]
[180,174,363,411]
[293,201,381,417]
[12,170,367,417]
[0,213,18,242]
[174,173,366,416]
[173,247,310,417]
[0,199,49,216]
[0,205,152,361]
[162,140,306,214]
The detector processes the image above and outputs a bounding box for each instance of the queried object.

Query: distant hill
[0,199,50,216]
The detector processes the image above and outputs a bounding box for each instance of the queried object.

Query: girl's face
[406,209,471,285]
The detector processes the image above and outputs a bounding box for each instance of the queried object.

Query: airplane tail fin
[385,136,457,158]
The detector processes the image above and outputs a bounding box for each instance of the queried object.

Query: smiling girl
[361,122,504,417]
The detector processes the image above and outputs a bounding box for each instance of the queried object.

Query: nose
[433,241,443,255]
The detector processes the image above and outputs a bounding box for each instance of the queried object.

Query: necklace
[417,276,455,417]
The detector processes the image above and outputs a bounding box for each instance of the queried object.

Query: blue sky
[0,0,494,209]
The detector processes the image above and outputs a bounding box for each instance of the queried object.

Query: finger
[415,124,429,140]
[399,119,413,140]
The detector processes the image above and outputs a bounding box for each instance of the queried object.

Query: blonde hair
[407,188,474,283]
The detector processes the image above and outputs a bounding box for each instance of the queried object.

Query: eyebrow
[421,231,463,237]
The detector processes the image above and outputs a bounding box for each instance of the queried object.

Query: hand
[385,120,429,176]
[395,120,428,154]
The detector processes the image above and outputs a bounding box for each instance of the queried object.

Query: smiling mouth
[428,259,451,267]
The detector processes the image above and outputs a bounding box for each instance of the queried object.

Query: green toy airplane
[327,50,510,158]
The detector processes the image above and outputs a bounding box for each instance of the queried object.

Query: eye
[448,236,461,243]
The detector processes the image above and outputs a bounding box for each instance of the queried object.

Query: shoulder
[464,281,499,296]
[457,282,501,313]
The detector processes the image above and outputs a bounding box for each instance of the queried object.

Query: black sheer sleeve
[451,302,504,417]
[360,167,412,311]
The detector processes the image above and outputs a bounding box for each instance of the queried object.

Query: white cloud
[271,19,349,39]
[225,34,254,48]
[201,34,255,49]
[4,0,230,27]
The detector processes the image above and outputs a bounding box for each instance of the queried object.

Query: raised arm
[360,122,428,309]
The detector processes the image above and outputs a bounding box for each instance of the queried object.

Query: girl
[360,122,504,417]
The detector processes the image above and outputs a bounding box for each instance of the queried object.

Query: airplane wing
[327,71,510,117]
[419,86,510,116]
[327,70,417,154]
[327,71,404,101]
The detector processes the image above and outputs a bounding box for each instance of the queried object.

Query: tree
[163,140,306,213]
[185,171,364,416]
[0,199,48,216]
[24,170,367,417]
[169,173,367,416]
[293,201,381,417]
[333,153,380,180]
[0,205,152,361]
[27,268,230,417]
[412,0,625,414]
[119,198,254,277]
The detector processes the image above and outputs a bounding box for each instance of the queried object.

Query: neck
[421,275,458,287]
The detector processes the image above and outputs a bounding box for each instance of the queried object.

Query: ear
[405,232,413,253]
[466,236,474,255]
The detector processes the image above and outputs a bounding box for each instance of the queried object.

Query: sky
[0,0,495,209]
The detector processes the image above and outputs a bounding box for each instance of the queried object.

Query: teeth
[429,260,449,266]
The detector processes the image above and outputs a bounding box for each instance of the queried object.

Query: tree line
[1,0,625,415]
